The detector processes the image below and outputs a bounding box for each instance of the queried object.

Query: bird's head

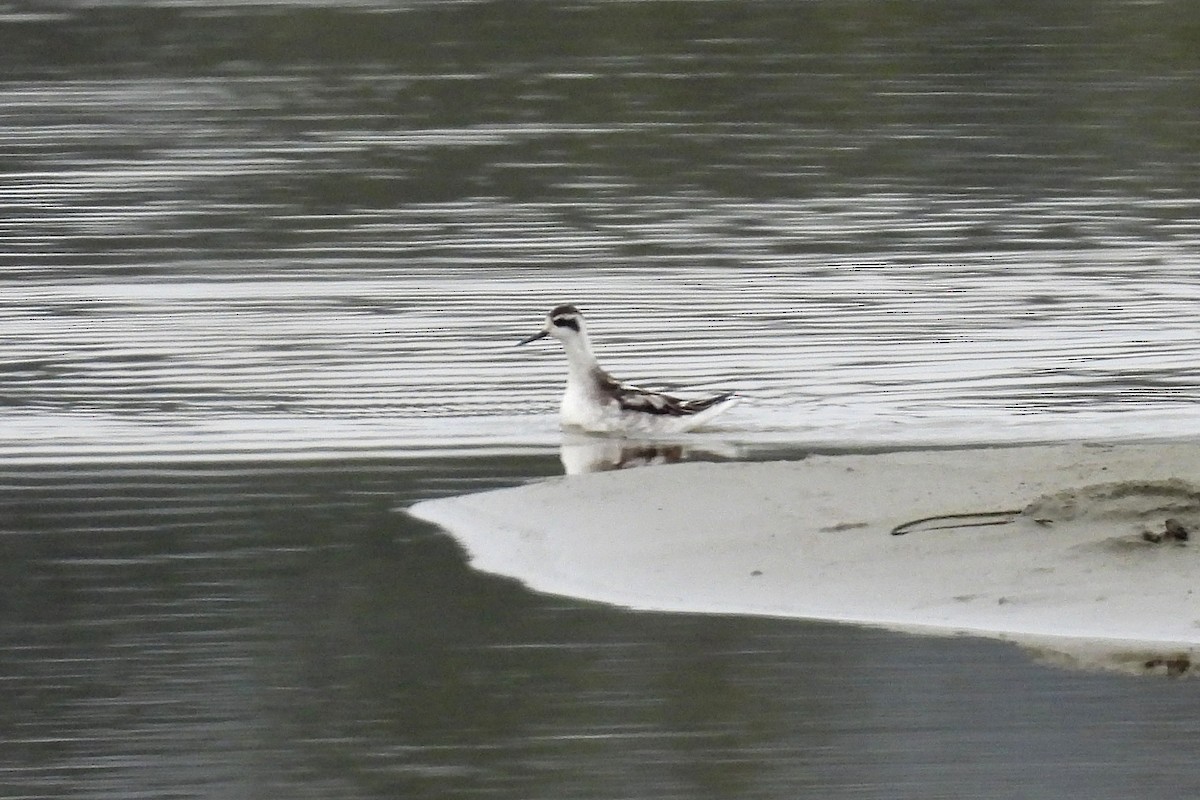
[517,304,586,346]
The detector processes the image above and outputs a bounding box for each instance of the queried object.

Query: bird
[517,304,738,435]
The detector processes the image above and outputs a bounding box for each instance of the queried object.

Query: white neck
[560,330,600,383]
[554,325,613,428]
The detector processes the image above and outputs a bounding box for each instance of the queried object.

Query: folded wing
[610,379,734,417]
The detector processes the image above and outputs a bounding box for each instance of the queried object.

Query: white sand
[408,441,1200,673]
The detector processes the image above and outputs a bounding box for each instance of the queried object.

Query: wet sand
[409,440,1200,673]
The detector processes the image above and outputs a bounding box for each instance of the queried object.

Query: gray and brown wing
[611,381,734,417]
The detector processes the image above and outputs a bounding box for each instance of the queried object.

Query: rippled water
[6,219,1200,460]
[2,1,1199,460]
[4,2,1200,797]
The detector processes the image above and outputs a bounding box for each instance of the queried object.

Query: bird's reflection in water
[559,434,741,475]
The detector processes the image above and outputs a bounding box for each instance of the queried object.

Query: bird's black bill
[516,330,548,346]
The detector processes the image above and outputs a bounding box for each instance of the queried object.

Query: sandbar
[408,440,1200,674]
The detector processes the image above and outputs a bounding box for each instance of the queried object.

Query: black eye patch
[551,316,580,331]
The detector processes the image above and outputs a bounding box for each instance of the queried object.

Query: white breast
[560,381,603,429]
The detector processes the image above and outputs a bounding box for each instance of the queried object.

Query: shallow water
[6,457,1200,800]
[3,1,1200,796]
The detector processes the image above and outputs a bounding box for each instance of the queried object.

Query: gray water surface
[6,458,1200,800]
[4,2,1200,797]
[2,1,1199,460]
